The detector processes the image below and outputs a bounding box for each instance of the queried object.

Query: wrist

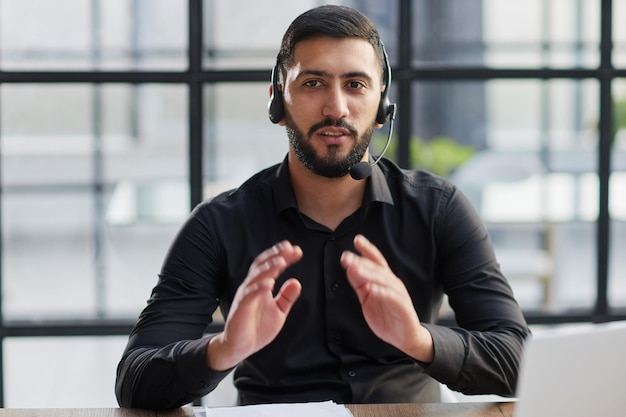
[409,325,435,364]
[206,333,238,371]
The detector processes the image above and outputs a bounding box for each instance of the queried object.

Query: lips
[316,127,351,144]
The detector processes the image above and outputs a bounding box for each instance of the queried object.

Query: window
[1,0,624,406]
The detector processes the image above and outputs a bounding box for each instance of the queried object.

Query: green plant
[371,134,475,178]
[614,96,626,140]
[409,136,475,178]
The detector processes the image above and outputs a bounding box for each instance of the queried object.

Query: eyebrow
[296,69,374,82]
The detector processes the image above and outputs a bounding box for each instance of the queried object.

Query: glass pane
[4,336,127,407]
[1,84,94,318]
[102,84,188,317]
[0,0,187,70]
[203,0,398,69]
[203,83,285,193]
[610,174,626,308]
[413,0,600,68]
[610,78,626,307]
[614,0,626,67]
[409,79,599,312]
[1,83,188,319]
[2,193,96,317]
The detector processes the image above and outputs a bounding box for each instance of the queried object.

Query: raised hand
[341,234,434,363]
[207,241,303,371]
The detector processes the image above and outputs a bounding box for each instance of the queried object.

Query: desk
[347,402,514,417]
[0,403,515,417]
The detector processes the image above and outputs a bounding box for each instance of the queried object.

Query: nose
[322,84,349,120]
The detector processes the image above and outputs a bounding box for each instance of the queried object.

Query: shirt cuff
[418,323,466,382]
[177,336,234,392]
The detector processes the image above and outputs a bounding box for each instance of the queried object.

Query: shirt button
[347,370,356,378]
[334,332,342,341]
[331,282,340,291]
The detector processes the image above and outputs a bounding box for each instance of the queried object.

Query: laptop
[515,321,626,417]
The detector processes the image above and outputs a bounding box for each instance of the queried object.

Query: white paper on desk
[205,400,353,417]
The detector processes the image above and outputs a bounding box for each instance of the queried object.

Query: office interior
[1,0,625,408]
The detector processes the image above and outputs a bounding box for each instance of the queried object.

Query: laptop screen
[515,321,626,417]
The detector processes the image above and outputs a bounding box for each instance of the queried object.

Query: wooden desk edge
[0,401,516,417]
[346,402,515,417]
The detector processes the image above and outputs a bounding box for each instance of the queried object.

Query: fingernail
[342,251,353,264]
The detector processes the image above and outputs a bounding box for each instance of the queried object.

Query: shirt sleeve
[116,337,232,409]
[420,184,530,397]
[115,204,231,409]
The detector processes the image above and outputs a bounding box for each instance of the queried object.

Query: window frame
[1,0,625,406]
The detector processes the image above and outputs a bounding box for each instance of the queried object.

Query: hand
[341,234,434,363]
[207,241,303,371]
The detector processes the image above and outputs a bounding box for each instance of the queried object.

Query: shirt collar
[367,160,394,206]
[273,156,298,214]
[272,155,395,215]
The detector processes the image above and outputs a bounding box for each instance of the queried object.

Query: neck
[288,153,367,231]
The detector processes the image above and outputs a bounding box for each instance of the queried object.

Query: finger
[248,254,288,283]
[248,242,303,281]
[340,246,381,278]
[280,242,304,264]
[241,277,276,298]
[353,234,389,267]
[341,251,374,289]
[341,248,392,292]
[258,241,303,268]
[274,278,302,314]
[254,240,291,265]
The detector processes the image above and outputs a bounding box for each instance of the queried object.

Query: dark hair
[277,5,385,80]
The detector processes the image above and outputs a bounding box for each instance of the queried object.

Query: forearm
[420,323,529,397]
[116,337,231,409]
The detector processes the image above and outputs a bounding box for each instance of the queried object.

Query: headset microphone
[349,103,396,180]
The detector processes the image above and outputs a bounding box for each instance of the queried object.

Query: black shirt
[115,157,529,409]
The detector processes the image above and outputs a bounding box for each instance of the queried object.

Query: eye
[347,80,365,90]
[304,79,322,88]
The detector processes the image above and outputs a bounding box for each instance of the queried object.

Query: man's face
[280,37,383,178]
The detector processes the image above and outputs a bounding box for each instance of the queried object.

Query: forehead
[288,37,381,81]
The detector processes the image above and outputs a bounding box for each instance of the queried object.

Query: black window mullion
[396,0,412,168]
[595,0,613,321]
[189,0,204,209]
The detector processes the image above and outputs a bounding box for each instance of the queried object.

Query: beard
[285,113,374,178]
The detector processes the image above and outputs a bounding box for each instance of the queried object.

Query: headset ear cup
[268,60,285,124]
[376,42,393,125]
[268,90,284,124]
[376,94,391,124]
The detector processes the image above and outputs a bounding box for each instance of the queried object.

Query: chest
[217,205,440,321]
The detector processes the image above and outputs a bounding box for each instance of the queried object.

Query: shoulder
[375,158,478,226]
[197,163,282,210]
[378,158,457,197]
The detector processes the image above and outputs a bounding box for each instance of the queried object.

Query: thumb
[274,278,302,314]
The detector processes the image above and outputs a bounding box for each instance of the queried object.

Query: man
[115,5,529,409]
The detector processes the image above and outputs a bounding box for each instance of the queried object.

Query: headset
[268,42,394,125]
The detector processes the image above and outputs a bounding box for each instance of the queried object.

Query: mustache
[307,118,358,138]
